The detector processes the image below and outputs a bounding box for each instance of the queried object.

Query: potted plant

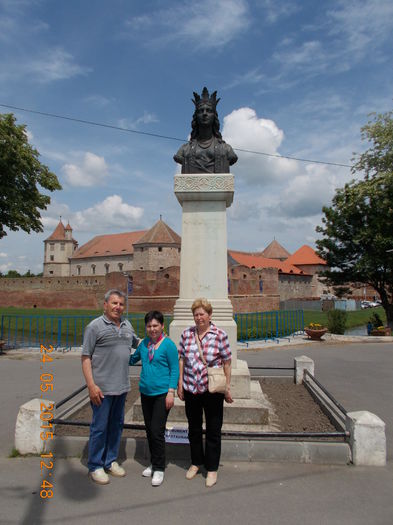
[371,325,392,337]
[304,323,328,340]
[369,313,391,336]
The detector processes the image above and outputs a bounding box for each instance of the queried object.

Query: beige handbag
[195,334,227,394]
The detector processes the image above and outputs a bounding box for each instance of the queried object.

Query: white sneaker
[142,465,153,477]
[89,468,110,485]
[107,461,126,477]
[151,470,164,487]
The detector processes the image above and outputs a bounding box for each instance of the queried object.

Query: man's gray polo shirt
[82,315,139,395]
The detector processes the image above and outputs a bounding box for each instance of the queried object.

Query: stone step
[125,380,271,427]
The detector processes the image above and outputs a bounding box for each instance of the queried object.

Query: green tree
[316,110,393,328]
[5,269,21,278]
[0,113,61,239]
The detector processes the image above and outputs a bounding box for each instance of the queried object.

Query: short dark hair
[144,310,164,326]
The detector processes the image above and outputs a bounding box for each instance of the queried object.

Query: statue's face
[196,102,215,127]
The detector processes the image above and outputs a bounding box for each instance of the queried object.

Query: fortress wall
[278,273,313,301]
[0,266,282,313]
[230,294,280,313]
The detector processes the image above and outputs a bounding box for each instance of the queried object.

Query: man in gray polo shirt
[82,289,139,485]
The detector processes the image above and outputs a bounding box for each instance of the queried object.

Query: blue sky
[1,0,392,274]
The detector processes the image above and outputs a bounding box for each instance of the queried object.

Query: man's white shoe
[151,471,164,486]
[142,465,153,477]
[107,461,126,477]
[89,468,110,485]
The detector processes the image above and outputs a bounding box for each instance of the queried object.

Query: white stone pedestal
[165,173,270,428]
[169,174,238,366]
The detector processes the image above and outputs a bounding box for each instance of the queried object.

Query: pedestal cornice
[174,174,234,207]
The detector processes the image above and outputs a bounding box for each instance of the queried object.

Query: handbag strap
[195,332,207,366]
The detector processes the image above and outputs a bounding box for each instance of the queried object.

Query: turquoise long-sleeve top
[129,336,179,396]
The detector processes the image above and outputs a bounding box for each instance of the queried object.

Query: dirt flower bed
[55,377,338,439]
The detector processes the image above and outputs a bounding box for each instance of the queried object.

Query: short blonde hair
[191,298,213,315]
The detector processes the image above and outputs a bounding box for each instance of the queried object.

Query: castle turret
[133,219,181,271]
[43,220,78,277]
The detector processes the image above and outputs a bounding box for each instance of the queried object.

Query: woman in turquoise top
[129,310,179,487]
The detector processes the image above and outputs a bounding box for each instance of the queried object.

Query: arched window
[118,263,123,271]
[105,263,110,275]
[91,264,96,275]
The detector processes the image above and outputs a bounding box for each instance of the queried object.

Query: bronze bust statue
[174,87,238,174]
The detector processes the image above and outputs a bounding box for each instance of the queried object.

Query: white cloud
[228,199,257,222]
[26,47,91,83]
[0,262,12,273]
[272,0,393,81]
[84,95,115,108]
[225,67,266,90]
[0,252,8,257]
[274,164,336,219]
[72,195,144,232]
[258,0,300,23]
[124,0,250,49]
[62,152,109,187]
[41,196,144,235]
[328,0,393,58]
[273,41,331,75]
[0,47,90,84]
[222,107,298,184]
[117,111,159,130]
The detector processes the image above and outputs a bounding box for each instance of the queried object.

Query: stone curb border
[49,435,351,465]
[14,356,386,466]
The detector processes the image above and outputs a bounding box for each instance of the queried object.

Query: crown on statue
[192,87,220,110]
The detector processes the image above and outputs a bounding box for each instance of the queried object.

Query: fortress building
[43,219,181,278]
[43,221,78,277]
[0,220,328,312]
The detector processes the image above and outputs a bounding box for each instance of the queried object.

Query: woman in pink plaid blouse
[177,298,233,488]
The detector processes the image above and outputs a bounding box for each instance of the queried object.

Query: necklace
[197,137,213,149]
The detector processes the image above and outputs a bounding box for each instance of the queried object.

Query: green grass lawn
[0,306,103,316]
[0,305,386,346]
[0,307,148,346]
[303,307,386,330]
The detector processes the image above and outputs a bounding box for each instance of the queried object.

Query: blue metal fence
[0,310,304,349]
[0,314,149,349]
[234,310,304,341]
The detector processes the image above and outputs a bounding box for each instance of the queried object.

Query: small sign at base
[165,427,189,444]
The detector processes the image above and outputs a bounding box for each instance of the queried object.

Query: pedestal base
[126,380,271,431]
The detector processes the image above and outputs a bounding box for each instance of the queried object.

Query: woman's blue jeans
[87,393,127,472]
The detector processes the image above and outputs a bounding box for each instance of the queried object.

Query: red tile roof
[228,250,306,274]
[260,239,291,260]
[133,219,181,246]
[286,245,326,266]
[71,230,147,259]
[45,220,67,241]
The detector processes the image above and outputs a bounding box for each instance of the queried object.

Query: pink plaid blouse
[179,323,232,394]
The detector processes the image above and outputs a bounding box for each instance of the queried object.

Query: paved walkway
[1,338,392,524]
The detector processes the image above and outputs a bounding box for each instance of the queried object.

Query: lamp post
[122,272,129,318]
